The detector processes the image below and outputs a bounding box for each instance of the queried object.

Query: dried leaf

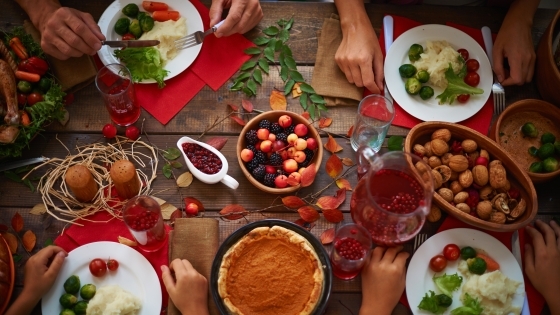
[320,228,335,244]
[301,112,310,120]
[176,172,194,187]
[1,232,17,253]
[300,163,317,187]
[161,203,178,220]
[322,209,344,223]
[346,125,354,138]
[184,197,205,212]
[151,196,167,206]
[319,117,333,128]
[30,204,47,215]
[325,154,343,178]
[341,158,354,166]
[242,99,254,112]
[206,137,228,151]
[324,135,343,154]
[281,196,306,208]
[169,209,183,223]
[22,230,36,252]
[11,212,23,232]
[270,90,287,110]
[297,206,320,223]
[231,116,246,126]
[220,204,248,220]
[292,82,302,98]
[0,225,7,232]
[316,189,346,210]
[336,179,353,191]
[293,219,316,231]
[228,103,239,111]
[118,236,137,247]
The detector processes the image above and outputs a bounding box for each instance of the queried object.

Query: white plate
[406,228,525,315]
[42,241,161,314]
[97,0,204,83]
[385,24,493,123]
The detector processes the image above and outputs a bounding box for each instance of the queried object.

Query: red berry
[125,126,140,141]
[102,123,117,139]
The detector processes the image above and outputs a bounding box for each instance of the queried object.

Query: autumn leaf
[319,117,333,128]
[300,163,317,187]
[316,189,346,210]
[169,209,183,223]
[151,196,167,206]
[242,99,254,112]
[161,203,178,219]
[228,103,239,111]
[341,158,354,166]
[346,125,354,138]
[322,209,344,223]
[176,172,193,187]
[286,176,300,186]
[282,196,306,208]
[11,212,23,232]
[301,112,310,120]
[231,116,246,126]
[1,232,17,253]
[336,179,352,190]
[320,228,335,244]
[270,90,287,110]
[297,206,320,223]
[30,204,47,215]
[184,197,205,212]
[220,204,248,220]
[325,154,343,178]
[205,137,228,151]
[293,219,316,231]
[22,230,36,252]
[324,135,343,153]
[118,236,137,247]
[292,82,302,98]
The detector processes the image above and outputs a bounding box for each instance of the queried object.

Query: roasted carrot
[9,37,28,60]
[19,110,31,126]
[142,1,169,12]
[476,253,500,272]
[152,10,180,22]
[15,70,40,82]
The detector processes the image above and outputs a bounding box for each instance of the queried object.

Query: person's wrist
[31,1,61,33]
[359,300,393,315]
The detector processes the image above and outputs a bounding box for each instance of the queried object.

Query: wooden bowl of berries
[405,121,537,232]
[237,111,323,194]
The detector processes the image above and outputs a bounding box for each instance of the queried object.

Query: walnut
[450,181,463,195]
[510,199,526,219]
[424,142,434,157]
[489,211,507,224]
[441,153,453,166]
[431,169,443,189]
[480,149,490,160]
[497,180,511,193]
[415,161,431,174]
[423,156,429,164]
[489,160,502,168]
[431,128,452,142]
[431,139,449,156]
[455,203,471,213]
[427,205,442,222]
[413,144,426,157]
[476,200,493,220]
[468,151,480,162]
[479,185,495,200]
[454,191,469,204]
[448,155,469,172]
[433,165,452,183]
[438,188,454,203]
[491,193,510,214]
[428,156,442,168]
[459,169,473,188]
[489,161,507,189]
[472,165,489,186]
[462,139,478,153]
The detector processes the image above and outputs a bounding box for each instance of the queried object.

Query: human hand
[359,246,409,315]
[161,259,210,315]
[209,0,263,38]
[22,246,67,301]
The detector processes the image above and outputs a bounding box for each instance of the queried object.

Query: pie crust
[218,225,324,315]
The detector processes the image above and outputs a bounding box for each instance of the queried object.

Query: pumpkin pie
[218,225,324,315]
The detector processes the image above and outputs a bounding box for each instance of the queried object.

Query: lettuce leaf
[433,273,463,297]
[450,293,484,315]
[436,63,484,105]
[114,47,168,88]
[418,290,446,315]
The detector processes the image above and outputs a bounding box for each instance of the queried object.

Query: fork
[174,20,224,50]
[413,233,428,253]
[481,26,506,115]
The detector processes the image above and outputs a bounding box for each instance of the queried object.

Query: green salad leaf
[418,290,447,315]
[436,63,484,105]
[450,293,484,315]
[433,273,463,297]
[114,47,168,88]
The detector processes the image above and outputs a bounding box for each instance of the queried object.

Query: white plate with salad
[384,24,492,123]
[97,0,204,84]
[406,228,525,315]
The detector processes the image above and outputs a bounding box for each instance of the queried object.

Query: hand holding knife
[101,40,160,48]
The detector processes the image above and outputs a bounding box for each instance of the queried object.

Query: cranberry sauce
[182,143,222,175]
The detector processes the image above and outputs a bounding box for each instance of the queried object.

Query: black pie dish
[210,219,333,315]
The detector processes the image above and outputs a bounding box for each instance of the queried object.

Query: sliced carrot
[142,1,169,12]
[152,10,180,22]
[15,70,40,82]
[19,111,31,126]
[476,253,500,272]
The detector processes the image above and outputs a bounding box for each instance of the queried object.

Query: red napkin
[55,211,170,310]
[376,15,494,134]
[399,215,545,314]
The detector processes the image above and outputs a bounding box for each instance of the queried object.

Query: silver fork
[174,20,224,50]
[482,26,506,115]
[413,233,428,253]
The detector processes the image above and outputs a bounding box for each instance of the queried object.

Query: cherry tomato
[102,123,117,139]
[122,33,136,40]
[125,125,140,141]
[457,48,469,60]
[17,93,27,106]
[464,72,480,87]
[27,92,43,106]
[457,94,470,103]
[89,258,107,277]
[107,258,119,271]
[466,59,480,72]
[429,254,447,272]
[443,244,461,261]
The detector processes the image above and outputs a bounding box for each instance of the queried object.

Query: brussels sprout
[541,132,556,144]
[521,122,538,138]
[140,16,155,33]
[80,284,96,300]
[528,146,538,156]
[129,19,143,39]
[405,77,421,95]
[537,143,555,160]
[59,293,78,309]
[122,3,139,18]
[529,161,543,173]
[114,18,131,36]
[435,294,453,307]
[419,86,434,100]
[38,77,52,93]
[416,70,430,83]
[63,275,80,294]
[17,81,32,93]
[543,157,559,173]
[408,43,424,62]
[60,310,76,315]
[73,301,88,315]
[460,246,476,260]
[398,64,417,78]
[467,257,487,275]
[137,12,148,22]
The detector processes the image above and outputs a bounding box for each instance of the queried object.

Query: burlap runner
[311,14,363,106]
[167,218,220,315]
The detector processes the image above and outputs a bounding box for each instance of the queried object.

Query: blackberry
[251,165,266,180]
[245,130,258,145]
[269,153,283,166]
[254,151,267,165]
[246,144,257,155]
[270,123,283,135]
[284,124,295,135]
[258,119,271,130]
[245,159,259,171]
[276,132,288,143]
[263,173,277,187]
[300,149,314,167]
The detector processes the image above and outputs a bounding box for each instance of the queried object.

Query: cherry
[125,125,140,141]
[102,123,117,139]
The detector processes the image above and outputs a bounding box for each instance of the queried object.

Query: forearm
[545,295,560,315]
[334,0,372,35]
[504,0,540,27]
[4,291,41,315]
[14,0,61,30]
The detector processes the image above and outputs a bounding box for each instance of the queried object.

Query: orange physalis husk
[270,90,287,110]
[242,99,253,112]
[220,204,248,220]
[324,135,343,153]
[320,228,335,244]
[297,206,320,223]
[282,196,306,209]
[325,154,343,178]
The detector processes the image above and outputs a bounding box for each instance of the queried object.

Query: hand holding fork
[174,20,224,50]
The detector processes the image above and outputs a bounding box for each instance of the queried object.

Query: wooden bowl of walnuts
[405,122,537,232]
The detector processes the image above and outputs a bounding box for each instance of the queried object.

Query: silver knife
[101,40,160,48]
[383,15,394,103]
[0,156,49,172]
[512,230,530,315]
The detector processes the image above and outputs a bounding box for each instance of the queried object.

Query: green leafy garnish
[433,273,463,297]
[387,136,403,151]
[450,293,483,315]
[114,47,168,88]
[4,26,44,58]
[436,63,484,105]
[418,290,447,314]
[163,147,181,160]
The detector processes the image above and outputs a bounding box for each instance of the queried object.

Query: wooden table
[1,1,559,314]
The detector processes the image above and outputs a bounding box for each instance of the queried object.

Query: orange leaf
[319,117,333,128]
[11,212,23,232]
[316,189,346,210]
[1,232,17,254]
[297,206,320,223]
[292,82,303,98]
[242,99,253,112]
[118,236,138,247]
[169,209,183,223]
[322,209,344,223]
[220,204,248,220]
[341,158,354,166]
[346,125,354,138]
[324,135,343,154]
[270,90,287,110]
[320,228,335,244]
[228,103,239,111]
[325,154,343,178]
[231,116,246,126]
[205,137,228,151]
[282,196,306,208]
[22,230,36,252]
[300,163,317,187]
[336,178,352,191]
[301,112,310,120]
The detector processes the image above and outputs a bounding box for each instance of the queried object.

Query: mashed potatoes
[86,285,142,315]
[413,40,463,88]
[139,17,187,64]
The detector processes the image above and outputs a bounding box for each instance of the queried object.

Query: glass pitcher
[350,147,434,246]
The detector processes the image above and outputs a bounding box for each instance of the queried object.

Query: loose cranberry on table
[335,237,366,260]
[182,143,222,174]
[102,123,117,139]
[125,125,140,141]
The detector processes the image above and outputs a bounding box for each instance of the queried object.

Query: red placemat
[376,15,494,134]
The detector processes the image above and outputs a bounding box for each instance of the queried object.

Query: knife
[101,40,160,48]
[0,156,49,172]
[383,15,394,103]
[512,230,530,315]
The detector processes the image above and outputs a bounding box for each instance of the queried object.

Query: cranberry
[181,143,222,174]
[335,237,366,260]
[375,170,423,214]
[126,209,159,231]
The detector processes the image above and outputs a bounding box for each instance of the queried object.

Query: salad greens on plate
[114,47,168,88]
